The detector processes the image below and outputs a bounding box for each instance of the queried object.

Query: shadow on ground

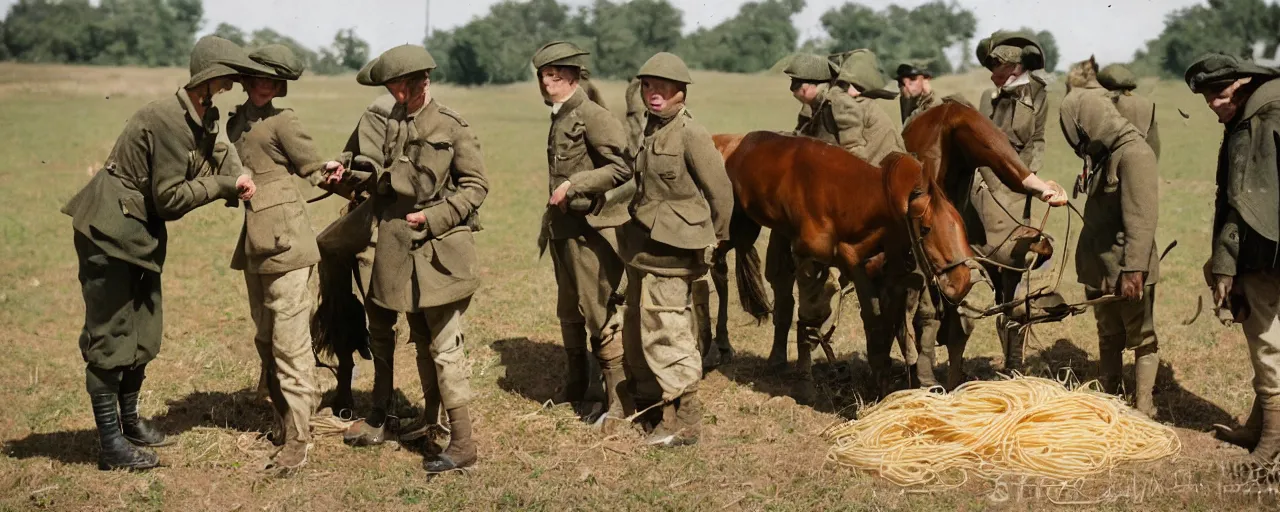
[492,337,563,406]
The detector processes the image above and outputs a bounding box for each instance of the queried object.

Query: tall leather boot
[92,393,158,471]
[597,366,631,434]
[1133,345,1159,418]
[346,323,396,446]
[673,389,702,446]
[1215,396,1264,451]
[1232,395,1280,480]
[768,315,791,371]
[399,359,444,444]
[559,324,590,405]
[424,406,478,473]
[1098,335,1125,395]
[119,368,173,447]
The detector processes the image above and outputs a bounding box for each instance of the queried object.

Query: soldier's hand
[324,161,346,184]
[1039,180,1068,207]
[1212,274,1235,309]
[236,175,256,201]
[405,211,427,230]
[549,181,572,210]
[1119,271,1145,301]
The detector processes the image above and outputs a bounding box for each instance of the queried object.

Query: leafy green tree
[212,22,248,47]
[249,28,320,69]
[1134,0,1280,77]
[314,28,370,75]
[819,0,975,75]
[678,0,805,73]
[1,0,98,63]
[570,0,682,79]
[428,0,575,85]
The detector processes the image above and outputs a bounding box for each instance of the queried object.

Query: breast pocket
[555,123,588,167]
[244,182,300,257]
[408,139,455,202]
[1010,100,1037,148]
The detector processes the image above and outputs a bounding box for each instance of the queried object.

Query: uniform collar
[1242,77,1280,121]
[176,88,220,134]
[552,87,587,120]
[393,97,433,120]
[240,100,275,121]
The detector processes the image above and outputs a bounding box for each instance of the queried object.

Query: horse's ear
[907,186,930,217]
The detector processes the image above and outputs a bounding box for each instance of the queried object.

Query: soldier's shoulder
[366,94,397,117]
[435,104,470,127]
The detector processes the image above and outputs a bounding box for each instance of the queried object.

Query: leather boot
[768,317,790,371]
[1231,396,1280,481]
[401,352,444,443]
[1098,335,1125,395]
[673,390,702,446]
[1133,346,1159,419]
[643,401,681,447]
[119,390,173,447]
[1215,396,1264,451]
[999,316,1025,372]
[559,324,590,405]
[424,407,478,473]
[914,339,940,389]
[596,366,631,435]
[92,393,158,471]
[267,417,309,473]
[793,323,819,405]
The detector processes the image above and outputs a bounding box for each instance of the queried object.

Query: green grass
[0,62,1272,510]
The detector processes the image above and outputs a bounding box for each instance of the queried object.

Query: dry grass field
[0,61,1272,510]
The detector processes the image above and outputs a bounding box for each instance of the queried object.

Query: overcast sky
[1,0,1214,69]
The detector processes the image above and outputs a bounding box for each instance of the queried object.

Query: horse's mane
[1066,56,1099,90]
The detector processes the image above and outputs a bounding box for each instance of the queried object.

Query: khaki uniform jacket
[62,89,244,273]
[900,92,974,129]
[344,98,489,312]
[1059,82,1160,287]
[228,102,327,274]
[624,78,646,158]
[627,108,733,275]
[1107,91,1161,160]
[1211,78,1280,276]
[799,84,906,166]
[544,87,633,240]
[970,75,1048,260]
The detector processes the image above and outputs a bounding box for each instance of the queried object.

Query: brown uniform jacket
[799,84,905,166]
[544,87,633,240]
[1107,90,1160,160]
[1059,82,1160,287]
[1211,78,1280,276]
[970,74,1048,261]
[342,98,489,312]
[62,89,244,273]
[627,108,733,275]
[228,102,327,274]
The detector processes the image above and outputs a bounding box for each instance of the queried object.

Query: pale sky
[1,0,1215,70]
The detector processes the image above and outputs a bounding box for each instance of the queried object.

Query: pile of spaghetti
[823,376,1181,488]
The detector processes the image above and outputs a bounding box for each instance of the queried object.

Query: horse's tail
[725,207,771,323]
[311,253,371,366]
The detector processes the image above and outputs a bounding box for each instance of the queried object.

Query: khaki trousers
[623,266,702,402]
[366,299,473,410]
[245,267,320,443]
[1241,272,1280,398]
[550,229,625,369]
[1086,285,1159,350]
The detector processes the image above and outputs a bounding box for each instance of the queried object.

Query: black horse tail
[310,252,371,367]
[724,207,771,323]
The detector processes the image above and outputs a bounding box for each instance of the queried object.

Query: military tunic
[63,89,245,369]
[1060,81,1160,350]
[544,86,633,393]
[1107,91,1160,161]
[622,107,733,402]
[800,84,906,167]
[226,100,328,444]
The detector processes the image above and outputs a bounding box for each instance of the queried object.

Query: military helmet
[836,49,897,100]
[637,52,693,85]
[980,30,1045,71]
[895,60,934,82]
[531,41,590,75]
[783,53,836,82]
[186,35,274,88]
[357,44,437,86]
[245,44,306,97]
[1096,63,1137,91]
[1184,53,1280,93]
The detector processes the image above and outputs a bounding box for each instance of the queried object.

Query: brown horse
[712,131,978,387]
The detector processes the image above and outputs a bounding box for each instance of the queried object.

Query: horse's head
[883,153,977,303]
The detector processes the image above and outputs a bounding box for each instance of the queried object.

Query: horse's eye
[920,226,932,236]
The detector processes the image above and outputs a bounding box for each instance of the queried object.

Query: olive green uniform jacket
[799,84,905,166]
[1211,77,1280,276]
[971,74,1048,259]
[63,89,245,273]
[1107,91,1160,160]
[228,102,327,274]
[624,78,646,158]
[1059,82,1160,288]
[626,108,733,276]
[544,87,633,240]
[339,99,489,312]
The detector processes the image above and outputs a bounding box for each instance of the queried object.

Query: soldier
[624,52,733,447]
[1061,57,1161,418]
[1097,63,1160,159]
[1185,53,1280,471]
[896,60,938,126]
[766,53,839,372]
[625,77,646,158]
[531,41,634,430]
[227,44,345,471]
[335,45,489,474]
[973,30,1050,371]
[61,36,267,470]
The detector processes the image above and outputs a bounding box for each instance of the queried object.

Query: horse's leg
[334,351,355,415]
[942,303,974,389]
[764,230,795,370]
[710,252,734,363]
[791,230,840,405]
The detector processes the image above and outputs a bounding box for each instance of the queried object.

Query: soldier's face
[538,66,578,102]
[386,75,430,106]
[243,77,283,107]
[641,78,682,113]
[1202,78,1252,123]
[790,81,819,104]
[207,77,234,96]
[901,75,930,97]
[989,62,1023,87]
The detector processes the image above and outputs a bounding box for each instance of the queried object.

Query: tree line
[1,0,1275,83]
